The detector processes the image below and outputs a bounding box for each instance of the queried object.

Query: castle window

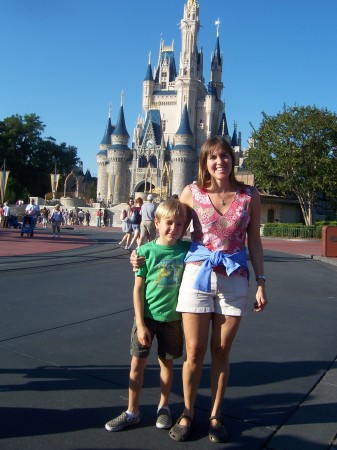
[162,120,166,132]
[149,156,157,168]
[162,82,167,89]
[138,155,147,168]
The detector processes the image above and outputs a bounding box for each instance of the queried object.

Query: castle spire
[176,104,193,136]
[231,121,238,147]
[210,18,223,99]
[179,0,200,78]
[100,103,114,145]
[113,93,129,138]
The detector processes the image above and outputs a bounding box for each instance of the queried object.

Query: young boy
[105,199,191,432]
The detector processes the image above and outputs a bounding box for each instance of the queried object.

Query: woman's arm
[247,189,268,312]
[133,276,151,347]
[179,185,193,208]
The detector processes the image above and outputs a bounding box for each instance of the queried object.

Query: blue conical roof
[213,35,221,66]
[176,105,193,136]
[112,105,129,137]
[231,123,238,147]
[218,110,229,137]
[100,117,114,145]
[144,63,154,81]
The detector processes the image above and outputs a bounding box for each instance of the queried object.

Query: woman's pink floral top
[189,183,254,276]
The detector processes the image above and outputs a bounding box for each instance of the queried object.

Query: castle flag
[0,162,10,203]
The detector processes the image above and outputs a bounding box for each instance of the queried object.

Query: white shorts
[177,263,249,317]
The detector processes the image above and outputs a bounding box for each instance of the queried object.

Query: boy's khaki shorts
[130,317,183,360]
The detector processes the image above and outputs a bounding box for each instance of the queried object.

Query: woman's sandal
[169,414,193,442]
[208,415,229,443]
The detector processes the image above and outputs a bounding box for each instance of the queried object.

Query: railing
[262,224,322,239]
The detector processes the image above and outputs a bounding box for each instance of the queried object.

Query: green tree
[246,105,337,225]
[0,114,79,202]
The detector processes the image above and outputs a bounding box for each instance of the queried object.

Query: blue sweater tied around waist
[184,242,249,293]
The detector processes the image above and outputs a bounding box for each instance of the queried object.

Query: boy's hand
[130,250,146,270]
[137,325,151,347]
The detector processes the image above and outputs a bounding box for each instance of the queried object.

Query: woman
[127,197,143,250]
[131,137,268,442]
[51,204,63,238]
[119,198,134,249]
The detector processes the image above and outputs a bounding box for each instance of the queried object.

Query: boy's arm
[133,276,151,347]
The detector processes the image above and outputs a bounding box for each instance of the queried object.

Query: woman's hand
[130,250,146,270]
[253,285,268,312]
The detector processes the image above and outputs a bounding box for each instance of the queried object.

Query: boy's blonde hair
[155,198,191,226]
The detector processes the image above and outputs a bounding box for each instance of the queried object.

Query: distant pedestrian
[119,199,134,248]
[25,198,39,226]
[2,202,10,228]
[51,204,62,238]
[138,194,156,247]
[85,210,91,226]
[78,209,84,225]
[127,197,143,249]
[96,209,101,227]
[42,207,50,229]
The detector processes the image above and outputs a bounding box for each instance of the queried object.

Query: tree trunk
[296,192,314,226]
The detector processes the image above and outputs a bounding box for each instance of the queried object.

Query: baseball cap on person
[147,194,154,201]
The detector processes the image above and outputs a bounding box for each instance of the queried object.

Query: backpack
[120,209,127,221]
[129,208,141,224]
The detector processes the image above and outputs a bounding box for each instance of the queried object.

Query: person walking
[85,210,91,226]
[138,194,157,247]
[2,202,10,228]
[96,209,101,227]
[119,198,133,249]
[51,204,63,238]
[104,199,191,433]
[127,197,143,250]
[41,207,50,229]
[25,198,39,227]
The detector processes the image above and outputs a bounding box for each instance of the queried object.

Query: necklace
[217,191,230,206]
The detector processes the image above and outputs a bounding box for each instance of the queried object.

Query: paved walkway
[1,226,337,266]
[0,226,336,449]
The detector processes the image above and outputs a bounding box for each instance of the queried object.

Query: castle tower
[108,94,132,204]
[210,19,223,101]
[217,104,231,144]
[231,121,242,166]
[176,0,202,134]
[96,105,113,201]
[142,53,154,113]
[171,104,196,196]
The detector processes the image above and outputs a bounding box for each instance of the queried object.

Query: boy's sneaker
[105,411,140,432]
[156,408,172,429]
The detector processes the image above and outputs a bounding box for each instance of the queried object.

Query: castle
[96,0,244,204]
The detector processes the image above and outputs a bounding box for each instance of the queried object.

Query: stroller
[20,215,36,238]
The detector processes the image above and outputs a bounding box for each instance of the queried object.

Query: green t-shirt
[136,239,191,322]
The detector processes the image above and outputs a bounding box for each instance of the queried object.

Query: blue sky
[1,0,336,176]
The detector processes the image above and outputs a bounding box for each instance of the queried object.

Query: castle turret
[96,105,114,201]
[170,104,196,196]
[108,93,132,204]
[217,105,231,144]
[210,19,223,100]
[142,53,154,113]
[231,121,242,166]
